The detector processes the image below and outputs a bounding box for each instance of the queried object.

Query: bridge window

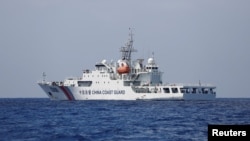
[180,88,187,93]
[163,88,170,93]
[192,88,197,93]
[171,88,178,93]
[202,88,209,94]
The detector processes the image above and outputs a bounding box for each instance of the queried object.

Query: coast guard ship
[38,29,216,100]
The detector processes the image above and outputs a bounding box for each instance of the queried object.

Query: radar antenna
[120,28,137,61]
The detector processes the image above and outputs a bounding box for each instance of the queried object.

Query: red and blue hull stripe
[59,86,75,100]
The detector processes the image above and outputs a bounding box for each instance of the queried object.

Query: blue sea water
[0,98,250,141]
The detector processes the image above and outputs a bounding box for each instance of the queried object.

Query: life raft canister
[117,61,130,74]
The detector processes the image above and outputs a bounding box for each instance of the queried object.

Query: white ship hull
[38,83,216,101]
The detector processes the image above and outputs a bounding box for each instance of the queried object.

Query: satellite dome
[102,59,107,64]
[148,58,155,64]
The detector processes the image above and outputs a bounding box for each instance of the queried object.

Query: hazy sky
[0,0,249,98]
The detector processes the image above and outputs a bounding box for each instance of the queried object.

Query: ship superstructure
[38,29,216,100]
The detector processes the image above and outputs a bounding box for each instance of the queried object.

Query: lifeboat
[117,61,130,74]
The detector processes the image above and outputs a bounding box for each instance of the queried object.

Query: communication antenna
[152,52,155,59]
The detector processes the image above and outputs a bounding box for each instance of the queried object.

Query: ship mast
[120,28,137,62]
[42,72,46,83]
